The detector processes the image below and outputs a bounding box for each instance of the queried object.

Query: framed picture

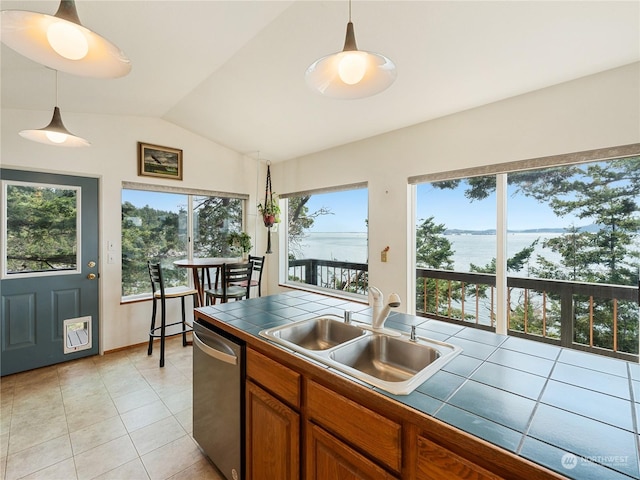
[138,142,183,180]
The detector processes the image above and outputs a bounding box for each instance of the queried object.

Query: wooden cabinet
[306,380,402,474]
[246,380,300,480]
[414,435,503,480]
[306,422,399,480]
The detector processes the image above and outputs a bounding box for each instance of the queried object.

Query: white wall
[1,110,263,351]
[271,63,640,311]
[2,62,638,350]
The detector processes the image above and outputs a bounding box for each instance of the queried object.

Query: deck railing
[417,268,639,361]
[286,259,639,361]
[288,258,368,295]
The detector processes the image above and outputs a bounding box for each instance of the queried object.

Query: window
[413,150,640,360]
[283,184,368,297]
[121,185,245,298]
[3,181,80,277]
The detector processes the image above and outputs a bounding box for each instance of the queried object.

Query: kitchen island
[195,291,639,480]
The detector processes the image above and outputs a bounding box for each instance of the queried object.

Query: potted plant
[227,231,252,259]
[257,193,280,228]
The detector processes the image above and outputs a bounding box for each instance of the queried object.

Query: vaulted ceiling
[2,1,638,162]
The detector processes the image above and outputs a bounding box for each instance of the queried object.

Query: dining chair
[204,261,253,304]
[147,262,198,367]
[231,255,265,297]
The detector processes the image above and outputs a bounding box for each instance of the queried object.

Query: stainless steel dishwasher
[193,321,244,480]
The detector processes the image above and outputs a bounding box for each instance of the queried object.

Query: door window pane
[4,182,79,276]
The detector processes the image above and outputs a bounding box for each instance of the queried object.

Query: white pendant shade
[1,1,131,78]
[20,106,90,147]
[305,9,396,100]
[305,48,396,100]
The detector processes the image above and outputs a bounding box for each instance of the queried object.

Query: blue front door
[1,169,99,376]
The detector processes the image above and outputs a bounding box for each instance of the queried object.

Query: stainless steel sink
[260,315,462,395]
[329,334,441,382]
[262,315,366,350]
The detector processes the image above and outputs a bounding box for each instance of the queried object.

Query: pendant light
[305,0,396,99]
[19,70,90,147]
[1,0,131,78]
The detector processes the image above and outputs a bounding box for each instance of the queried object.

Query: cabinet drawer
[416,435,503,480]
[306,380,402,473]
[247,348,301,408]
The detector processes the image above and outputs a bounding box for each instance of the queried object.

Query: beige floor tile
[70,416,128,455]
[61,377,109,403]
[10,402,66,430]
[121,400,172,433]
[102,371,148,398]
[173,407,193,434]
[161,387,192,414]
[20,457,78,480]
[130,416,187,456]
[141,435,202,480]
[5,434,72,480]
[1,431,8,459]
[112,386,160,414]
[167,456,225,480]
[65,396,119,433]
[74,435,138,480]
[8,413,69,455]
[92,458,150,480]
[11,386,63,414]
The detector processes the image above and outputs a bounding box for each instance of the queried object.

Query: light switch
[107,240,116,251]
[107,253,117,264]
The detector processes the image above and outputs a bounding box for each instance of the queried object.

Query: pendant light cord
[55,70,59,107]
[348,0,352,22]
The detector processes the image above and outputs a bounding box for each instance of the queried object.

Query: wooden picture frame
[138,142,183,180]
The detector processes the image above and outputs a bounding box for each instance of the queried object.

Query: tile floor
[0,337,225,480]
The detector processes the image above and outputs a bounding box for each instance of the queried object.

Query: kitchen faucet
[369,286,402,331]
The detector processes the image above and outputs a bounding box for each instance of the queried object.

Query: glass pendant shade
[20,106,90,147]
[1,0,131,78]
[305,20,396,99]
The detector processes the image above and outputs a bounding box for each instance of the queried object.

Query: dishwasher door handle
[193,331,238,365]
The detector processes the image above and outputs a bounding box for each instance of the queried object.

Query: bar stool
[204,261,253,304]
[147,262,198,367]
[232,255,265,297]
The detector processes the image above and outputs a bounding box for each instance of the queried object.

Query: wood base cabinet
[245,380,300,480]
[306,422,399,480]
[415,435,503,480]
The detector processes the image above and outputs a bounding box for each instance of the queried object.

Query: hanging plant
[260,162,278,253]
[258,193,280,228]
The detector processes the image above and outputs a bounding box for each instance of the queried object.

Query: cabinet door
[415,435,503,480]
[306,422,398,480]
[246,380,300,480]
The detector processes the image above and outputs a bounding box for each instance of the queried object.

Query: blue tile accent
[558,349,630,378]
[520,437,636,480]
[420,319,465,335]
[454,327,507,347]
[529,404,639,478]
[447,380,536,432]
[500,336,561,360]
[487,348,555,377]
[470,362,547,400]
[441,355,483,377]
[551,362,631,400]
[415,370,466,401]
[541,380,634,431]
[446,337,498,360]
[435,404,523,453]
[385,390,443,415]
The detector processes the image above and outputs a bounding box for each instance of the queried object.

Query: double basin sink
[260,315,462,395]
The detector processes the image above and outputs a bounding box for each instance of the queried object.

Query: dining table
[174,257,242,307]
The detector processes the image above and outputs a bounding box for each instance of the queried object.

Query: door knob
[88,261,96,268]
[87,273,96,280]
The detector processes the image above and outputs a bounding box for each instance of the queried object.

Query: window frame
[279,182,369,299]
[121,182,248,301]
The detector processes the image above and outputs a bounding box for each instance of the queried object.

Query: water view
[295,231,562,271]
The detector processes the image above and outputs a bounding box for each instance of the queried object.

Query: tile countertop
[195,291,640,480]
